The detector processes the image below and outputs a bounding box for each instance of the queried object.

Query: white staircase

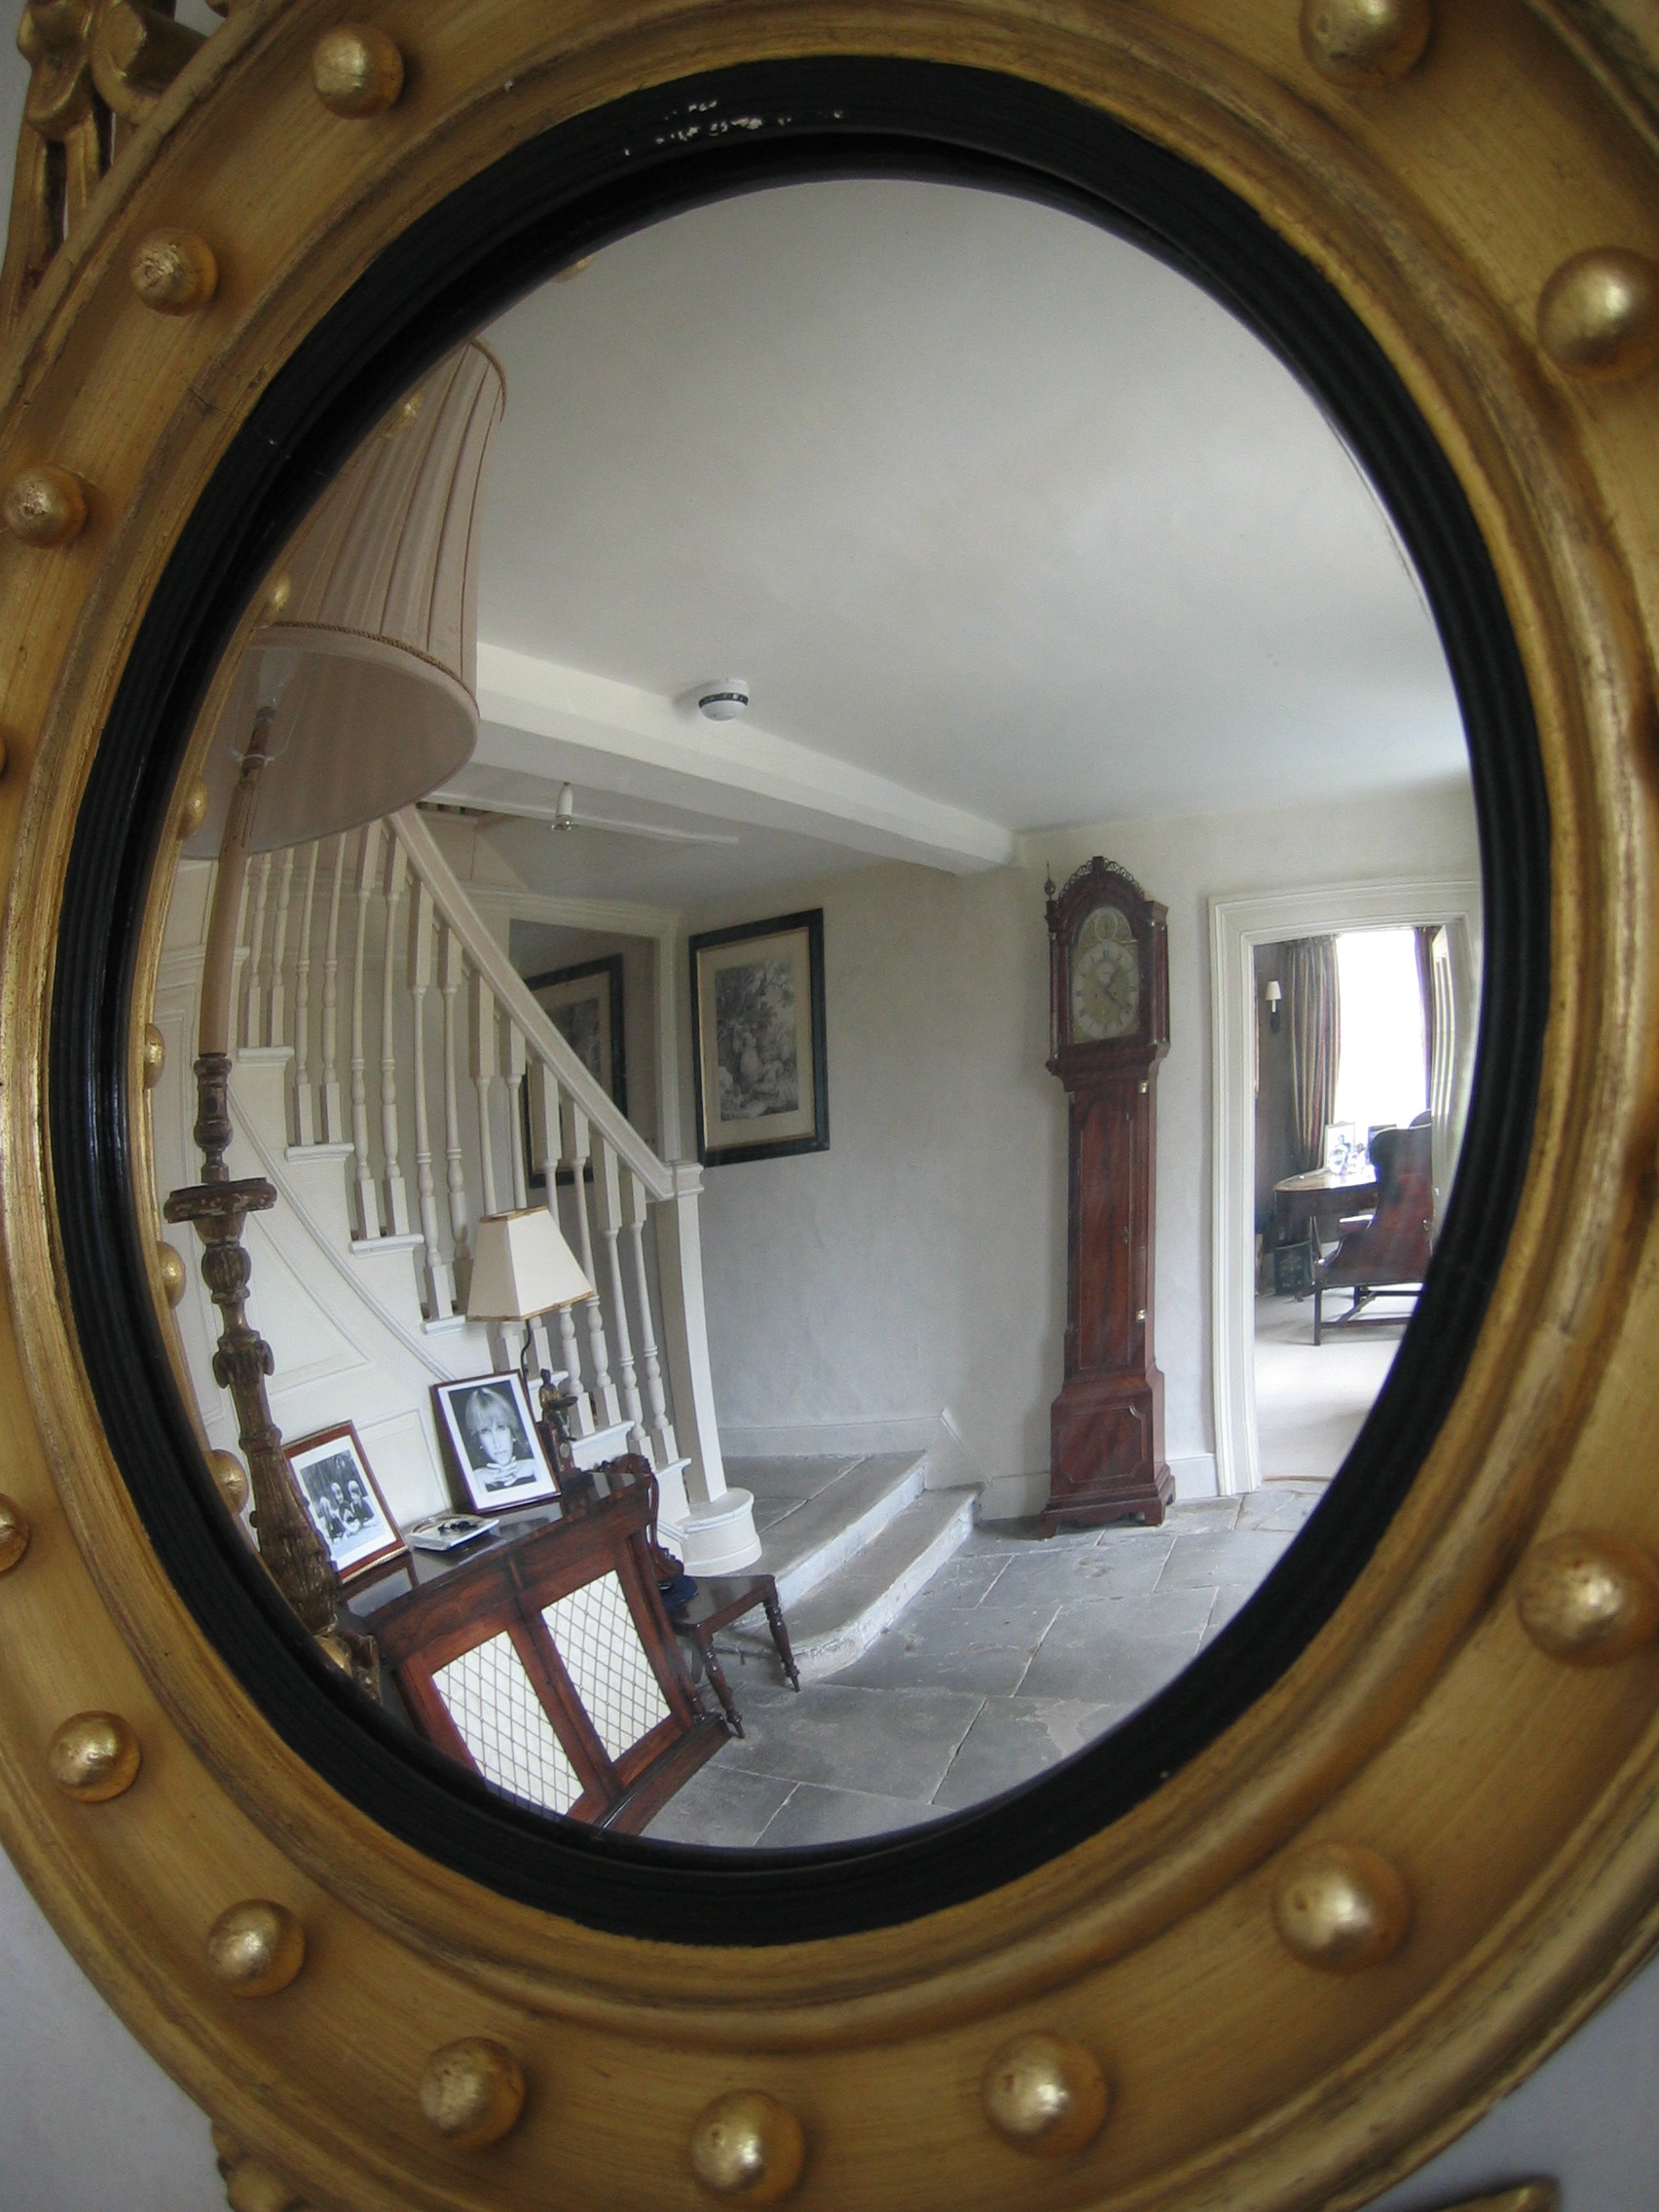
[731,1454,979,1683]
[151,809,759,1572]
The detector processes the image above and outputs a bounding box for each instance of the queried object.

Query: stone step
[733,1486,978,1684]
[732,1452,929,1609]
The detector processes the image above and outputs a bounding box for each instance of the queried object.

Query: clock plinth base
[1042,1371,1172,1532]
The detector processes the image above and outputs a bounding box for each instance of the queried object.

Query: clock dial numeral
[1071,905,1140,1041]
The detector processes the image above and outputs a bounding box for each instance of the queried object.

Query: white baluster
[440,922,469,1270]
[267,844,295,1051]
[624,1165,676,1463]
[505,1018,529,1211]
[379,836,411,1235]
[349,821,382,1239]
[292,841,320,1143]
[653,1161,730,1510]
[591,1131,644,1449]
[319,832,347,1142]
[470,973,498,1216]
[243,850,273,1047]
[560,1094,619,1430]
[407,879,453,1317]
[529,1061,592,1437]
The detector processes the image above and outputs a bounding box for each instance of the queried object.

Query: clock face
[1071,903,1140,1042]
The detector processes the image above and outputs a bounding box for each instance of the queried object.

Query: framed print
[525,954,626,1114]
[284,1423,406,1582]
[689,908,830,1165]
[432,1372,561,1512]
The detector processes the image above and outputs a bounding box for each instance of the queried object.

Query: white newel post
[654,1161,758,1571]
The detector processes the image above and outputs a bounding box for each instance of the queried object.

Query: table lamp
[465,1207,596,1480]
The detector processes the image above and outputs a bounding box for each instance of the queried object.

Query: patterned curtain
[1285,937,1341,1173]
[1415,925,1439,1102]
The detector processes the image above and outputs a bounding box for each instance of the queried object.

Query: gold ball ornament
[0,1491,31,1573]
[48,1711,141,1802]
[1516,1531,1659,1664]
[177,775,209,838]
[419,2037,525,2150]
[1272,1842,1412,1972]
[311,24,404,117]
[157,1240,187,1307]
[980,2032,1111,2157]
[1537,248,1659,381]
[206,1899,307,1997]
[225,2157,309,2212]
[3,464,88,546]
[209,1449,250,1516]
[129,227,218,313]
[141,1021,166,1088]
[1299,0,1431,84]
[690,2091,806,2203]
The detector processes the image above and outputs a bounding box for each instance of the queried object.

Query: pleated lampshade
[184,340,505,858]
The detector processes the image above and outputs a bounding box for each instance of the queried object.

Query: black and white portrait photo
[432,1372,560,1513]
[690,909,830,1166]
[284,1424,405,1579]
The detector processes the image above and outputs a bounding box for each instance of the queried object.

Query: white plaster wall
[685,780,1481,1493]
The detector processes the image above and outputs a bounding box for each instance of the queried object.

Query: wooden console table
[350,1480,725,1833]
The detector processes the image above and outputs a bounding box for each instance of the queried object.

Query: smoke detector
[697,679,751,722]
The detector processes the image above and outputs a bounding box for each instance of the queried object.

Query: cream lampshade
[184,339,505,859]
[466,1208,594,1322]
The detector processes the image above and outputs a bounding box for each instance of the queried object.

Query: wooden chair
[1312,1121,1433,1345]
[369,1481,726,1832]
[589,1454,801,1739]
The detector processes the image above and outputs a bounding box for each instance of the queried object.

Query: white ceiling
[451,177,1465,903]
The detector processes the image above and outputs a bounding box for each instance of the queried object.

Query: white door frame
[1208,874,1482,1493]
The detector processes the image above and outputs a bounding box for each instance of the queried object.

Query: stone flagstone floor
[644,1483,1325,1851]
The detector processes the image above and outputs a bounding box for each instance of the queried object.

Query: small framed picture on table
[284,1423,406,1582]
[432,1372,562,1513]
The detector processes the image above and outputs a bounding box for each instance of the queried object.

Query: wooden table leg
[690,1626,744,1737]
[761,1595,801,1690]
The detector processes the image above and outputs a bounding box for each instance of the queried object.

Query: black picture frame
[688,908,829,1166]
[522,953,625,1190]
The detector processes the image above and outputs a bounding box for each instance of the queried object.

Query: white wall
[685,779,1481,1500]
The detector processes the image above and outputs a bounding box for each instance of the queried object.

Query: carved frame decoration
[1,4,1658,2210]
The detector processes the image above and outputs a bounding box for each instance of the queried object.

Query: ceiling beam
[468,643,1016,874]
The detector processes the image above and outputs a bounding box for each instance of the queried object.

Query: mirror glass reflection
[148,179,1478,1850]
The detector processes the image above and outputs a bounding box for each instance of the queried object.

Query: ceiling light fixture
[697,678,750,721]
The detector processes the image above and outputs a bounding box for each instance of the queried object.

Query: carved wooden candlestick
[165,723,378,1688]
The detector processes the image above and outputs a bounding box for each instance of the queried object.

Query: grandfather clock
[1042,858,1173,1531]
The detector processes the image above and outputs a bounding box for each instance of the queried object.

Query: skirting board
[978,1456,1220,1524]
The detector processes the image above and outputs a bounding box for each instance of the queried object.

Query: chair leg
[1313,1283,1322,1346]
[762,1595,801,1690]
[688,1627,743,1738]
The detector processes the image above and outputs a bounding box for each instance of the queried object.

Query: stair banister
[388,807,731,1513]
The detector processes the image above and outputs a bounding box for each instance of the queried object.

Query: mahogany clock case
[51,61,1542,1943]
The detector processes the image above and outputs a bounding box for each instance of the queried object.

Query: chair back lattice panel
[432,1631,581,1815]
[542,1571,670,1764]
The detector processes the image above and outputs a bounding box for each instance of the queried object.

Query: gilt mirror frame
[2,3,1659,2208]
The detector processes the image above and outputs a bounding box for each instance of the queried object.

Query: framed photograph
[284,1423,406,1582]
[431,1372,561,1512]
[688,908,829,1166]
[525,954,626,1114]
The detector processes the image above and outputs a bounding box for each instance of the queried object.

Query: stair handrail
[388,807,677,1200]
